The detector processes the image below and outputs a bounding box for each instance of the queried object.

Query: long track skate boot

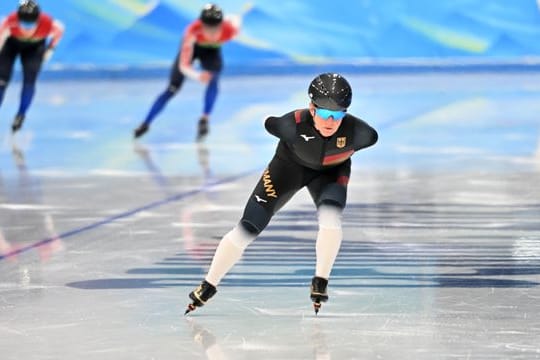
[11,114,25,133]
[196,117,209,141]
[310,276,329,315]
[184,280,217,315]
[133,123,149,138]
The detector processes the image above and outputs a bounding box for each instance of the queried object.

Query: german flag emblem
[337,137,347,148]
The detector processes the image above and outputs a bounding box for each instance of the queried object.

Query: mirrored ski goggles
[315,107,346,121]
[19,20,37,30]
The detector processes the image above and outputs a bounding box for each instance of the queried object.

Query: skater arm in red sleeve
[0,16,7,30]
[0,17,9,49]
[43,18,64,62]
[47,19,64,50]
[178,22,201,81]
[223,14,241,38]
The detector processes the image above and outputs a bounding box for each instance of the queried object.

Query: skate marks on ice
[183,316,338,360]
[0,168,255,261]
[66,207,540,291]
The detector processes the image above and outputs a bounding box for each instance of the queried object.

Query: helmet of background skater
[309,73,352,111]
[17,0,40,23]
[200,3,223,26]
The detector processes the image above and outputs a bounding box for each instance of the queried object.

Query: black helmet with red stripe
[308,73,352,111]
[17,0,40,23]
[200,4,223,26]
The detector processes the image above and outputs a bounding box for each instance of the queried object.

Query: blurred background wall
[2,0,540,72]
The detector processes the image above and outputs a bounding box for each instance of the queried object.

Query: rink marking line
[0,171,256,261]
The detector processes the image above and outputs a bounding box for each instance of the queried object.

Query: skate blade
[313,302,321,315]
[184,303,197,315]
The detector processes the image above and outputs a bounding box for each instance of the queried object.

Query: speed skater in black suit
[185,73,378,315]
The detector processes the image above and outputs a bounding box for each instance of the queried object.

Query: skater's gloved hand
[43,48,54,63]
[199,71,213,84]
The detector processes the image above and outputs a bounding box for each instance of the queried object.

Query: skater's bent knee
[167,84,179,94]
[224,224,256,250]
[240,198,272,235]
[239,220,261,235]
[318,204,342,230]
[316,184,347,208]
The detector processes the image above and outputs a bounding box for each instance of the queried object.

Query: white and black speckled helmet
[200,4,223,26]
[308,73,352,111]
[17,0,40,23]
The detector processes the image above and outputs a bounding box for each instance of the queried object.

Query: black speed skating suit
[240,109,378,235]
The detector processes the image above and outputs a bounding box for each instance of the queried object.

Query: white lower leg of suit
[205,225,256,286]
[315,205,343,279]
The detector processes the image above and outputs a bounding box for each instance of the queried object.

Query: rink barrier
[7,58,540,80]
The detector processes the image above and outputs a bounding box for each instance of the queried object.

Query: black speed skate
[184,280,217,315]
[11,114,25,133]
[133,123,149,138]
[310,276,329,315]
[196,117,209,141]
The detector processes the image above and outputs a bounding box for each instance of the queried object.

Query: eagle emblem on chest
[336,137,347,148]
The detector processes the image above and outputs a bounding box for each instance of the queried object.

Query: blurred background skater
[133,3,252,141]
[185,73,378,315]
[0,0,64,133]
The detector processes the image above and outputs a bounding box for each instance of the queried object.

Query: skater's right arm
[178,22,203,81]
[0,17,9,50]
[264,111,298,144]
[0,17,7,32]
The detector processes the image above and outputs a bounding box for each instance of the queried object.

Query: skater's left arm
[352,116,378,151]
[47,19,64,50]
[225,17,240,37]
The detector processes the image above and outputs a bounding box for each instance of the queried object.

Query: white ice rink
[1,72,539,359]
